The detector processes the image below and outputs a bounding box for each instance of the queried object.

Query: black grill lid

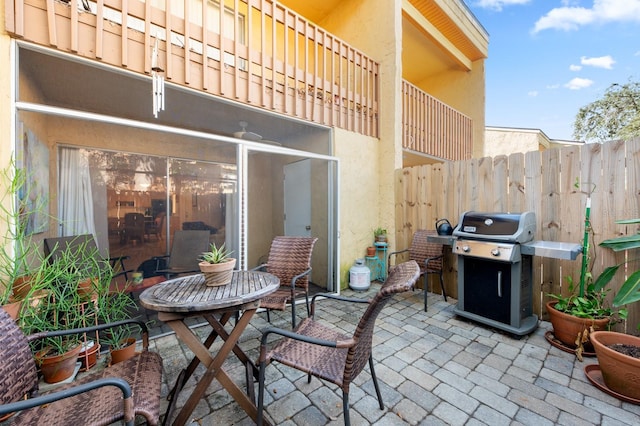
[453,211,536,243]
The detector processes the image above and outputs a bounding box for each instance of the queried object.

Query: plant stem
[580,196,591,297]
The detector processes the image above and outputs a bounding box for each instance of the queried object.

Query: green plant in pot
[373,227,387,243]
[546,179,627,360]
[95,288,140,364]
[0,160,47,318]
[17,251,106,383]
[199,242,236,287]
[586,217,640,400]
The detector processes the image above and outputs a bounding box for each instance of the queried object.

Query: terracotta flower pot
[590,331,640,400]
[37,344,83,384]
[366,246,376,257]
[199,258,236,286]
[12,275,33,301]
[77,277,98,299]
[2,300,22,320]
[110,337,137,365]
[546,301,610,349]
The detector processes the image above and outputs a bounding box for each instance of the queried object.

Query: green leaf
[613,270,640,306]
[593,265,620,292]
[615,218,640,225]
[600,234,640,252]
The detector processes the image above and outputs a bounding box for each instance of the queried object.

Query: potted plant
[17,252,104,383]
[0,160,44,319]
[545,179,627,359]
[585,217,640,400]
[373,227,387,243]
[95,288,140,364]
[199,242,236,286]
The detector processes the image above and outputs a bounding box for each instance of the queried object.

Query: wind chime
[151,36,165,118]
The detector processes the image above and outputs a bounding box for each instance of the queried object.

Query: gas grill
[451,211,581,336]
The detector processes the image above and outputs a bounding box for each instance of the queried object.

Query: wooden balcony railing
[6,0,379,137]
[402,80,472,161]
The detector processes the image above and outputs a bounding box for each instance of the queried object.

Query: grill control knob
[491,248,500,257]
[462,245,470,253]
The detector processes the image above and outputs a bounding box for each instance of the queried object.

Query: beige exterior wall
[484,127,551,157]
[334,127,380,287]
[0,7,11,269]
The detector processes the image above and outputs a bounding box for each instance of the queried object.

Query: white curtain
[58,147,96,238]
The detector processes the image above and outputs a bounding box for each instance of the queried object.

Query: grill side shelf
[520,241,582,260]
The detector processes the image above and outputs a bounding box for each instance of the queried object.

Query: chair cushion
[11,351,163,426]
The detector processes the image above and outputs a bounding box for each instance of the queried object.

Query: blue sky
[465,0,640,140]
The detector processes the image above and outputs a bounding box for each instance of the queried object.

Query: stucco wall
[484,128,550,157]
[334,127,380,288]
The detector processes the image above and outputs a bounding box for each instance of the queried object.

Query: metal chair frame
[0,310,162,425]
[256,260,420,426]
[388,229,447,311]
[252,236,318,329]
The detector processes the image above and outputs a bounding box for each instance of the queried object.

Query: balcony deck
[7,0,473,161]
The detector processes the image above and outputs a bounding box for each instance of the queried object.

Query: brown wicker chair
[253,236,318,328]
[0,308,163,426]
[388,229,447,312]
[256,260,420,426]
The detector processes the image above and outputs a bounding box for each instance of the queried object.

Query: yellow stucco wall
[484,127,551,157]
[0,10,12,292]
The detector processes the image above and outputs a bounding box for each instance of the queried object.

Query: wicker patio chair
[256,260,420,426]
[253,236,318,328]
[0,308,163,426]
[388,229,447,312]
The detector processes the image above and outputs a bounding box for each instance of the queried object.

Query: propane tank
[349,258,370,291]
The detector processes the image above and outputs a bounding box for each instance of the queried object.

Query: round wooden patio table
[139,271,279,426]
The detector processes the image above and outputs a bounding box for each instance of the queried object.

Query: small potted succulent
[199,242,236,286]
[373,227,387,243]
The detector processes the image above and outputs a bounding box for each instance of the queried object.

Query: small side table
[366,242,388,281]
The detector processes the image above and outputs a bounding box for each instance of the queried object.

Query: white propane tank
[349,258,370,291]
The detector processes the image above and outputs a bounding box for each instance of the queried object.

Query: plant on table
[199,243,236,286]
[199,242,234,264]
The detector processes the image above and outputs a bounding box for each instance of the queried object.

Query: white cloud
[532,0,640,33]
[564,77,594,90]
[528,91,539,97]
[569,64,582,71]
[473,0,530,12]
[580,55,615,69]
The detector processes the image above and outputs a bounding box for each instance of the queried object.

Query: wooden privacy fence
[394,138,640,333]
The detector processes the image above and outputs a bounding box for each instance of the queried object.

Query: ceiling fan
[233,121,263,141]
[233,121,281,146]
